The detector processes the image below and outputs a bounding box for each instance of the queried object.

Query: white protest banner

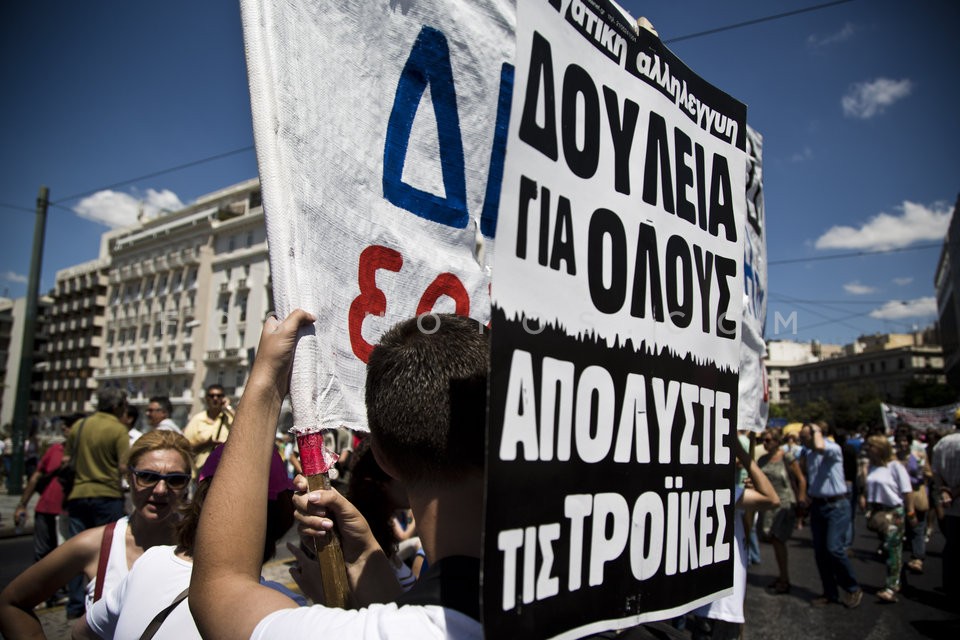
[738,126,768,433]
[240,1,514,431]
[484,1,747,637]
[881,401,960,432]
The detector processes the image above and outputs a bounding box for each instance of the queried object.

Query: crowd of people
[0,310,959,639]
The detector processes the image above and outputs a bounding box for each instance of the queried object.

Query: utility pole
[8,186,49,495]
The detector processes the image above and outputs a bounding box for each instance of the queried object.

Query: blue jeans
[943,515,960,596]
[748,526,761,564]
[809,497,859,601]
[33,512,59,561]
[65,498,125,617]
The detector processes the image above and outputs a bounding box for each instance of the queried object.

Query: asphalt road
[740,520,958,640]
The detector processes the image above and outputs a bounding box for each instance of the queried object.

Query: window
[238,295,248,322]
[220,333,227,350]
[228,236,236,252]
[238,330,245,347]
[246,231,254,248]
[236,369,246,388]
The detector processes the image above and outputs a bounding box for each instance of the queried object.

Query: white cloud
[869,297,936,320]
[843,281,876,295]
[789,146,813,163]
[807,22,857,48]
[842,78,912,119]
[814,200,950,251]
[2,270,28,284]
[72,188,184,228]
[893,277,913,286]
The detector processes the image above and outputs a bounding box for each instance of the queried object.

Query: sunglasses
[762,438,774,443]
[207,394,224,399]
[129,467,191,490]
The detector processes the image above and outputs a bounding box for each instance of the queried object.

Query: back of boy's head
[365,314,488,488]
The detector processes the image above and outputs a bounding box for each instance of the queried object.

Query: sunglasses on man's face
[129,467,191,490]
[207,393,224,399]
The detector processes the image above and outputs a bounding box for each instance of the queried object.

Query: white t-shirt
[866,461,911,507]
[85,517,130,610]
[253,603,482,640]
[693,486,746,624]
[155,418,183,434]
[86,545,195,639]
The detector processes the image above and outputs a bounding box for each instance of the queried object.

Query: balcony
[170,359,196,374]
[204,348,244,364]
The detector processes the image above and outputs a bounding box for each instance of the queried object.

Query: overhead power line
[0,201,36,214]
[664,0,857,44]
[51,145,255,205]
[769,243,942,266]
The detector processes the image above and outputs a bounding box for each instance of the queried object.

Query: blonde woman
[860,435,914,603]
[0,431,194,637]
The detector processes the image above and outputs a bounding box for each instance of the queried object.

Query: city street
[2,516,957,639]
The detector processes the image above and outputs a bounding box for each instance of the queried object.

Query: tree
[900,379,957,408]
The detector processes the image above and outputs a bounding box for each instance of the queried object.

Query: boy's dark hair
[176,479,293,564]
[365,314,488,488]
[346,438,401,557]
[149,396,173,416]
[125,404,140,425]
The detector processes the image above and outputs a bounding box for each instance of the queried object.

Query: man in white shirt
[145,397,182,434]
[191,312,486,639]
[933,430,960,597]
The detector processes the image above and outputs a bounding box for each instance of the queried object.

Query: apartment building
[38,257,110,418]
[788,331,944,406]
[95,179,269,424]
[935,195,960,391]
[0,296,52,428]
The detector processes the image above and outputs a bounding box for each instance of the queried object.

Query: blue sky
[1,0,958,347]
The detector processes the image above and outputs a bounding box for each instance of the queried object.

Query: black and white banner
[483,1,748,637]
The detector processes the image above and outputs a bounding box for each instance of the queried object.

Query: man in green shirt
[61,386,130,618]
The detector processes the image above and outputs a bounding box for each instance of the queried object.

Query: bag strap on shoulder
[93,520,118,602]
[139,588,189,640]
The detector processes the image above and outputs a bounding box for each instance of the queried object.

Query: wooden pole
[304,472,350,607]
